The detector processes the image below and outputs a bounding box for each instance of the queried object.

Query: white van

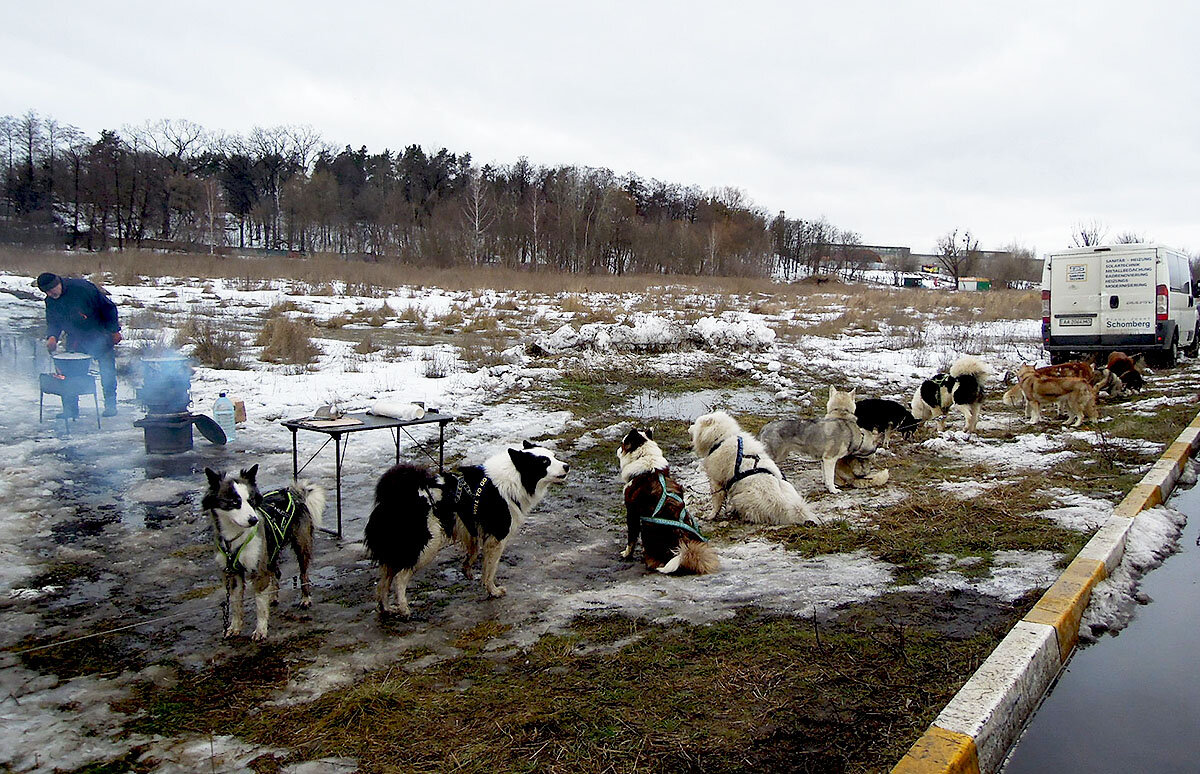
[1041,244,1198,366]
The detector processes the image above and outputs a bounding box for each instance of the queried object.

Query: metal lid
[193,414,227,445]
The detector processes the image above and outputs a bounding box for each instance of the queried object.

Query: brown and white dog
[617,428,719,575]
[1003,364,1099,427]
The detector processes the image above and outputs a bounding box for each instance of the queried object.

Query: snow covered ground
[0,268,1190,772]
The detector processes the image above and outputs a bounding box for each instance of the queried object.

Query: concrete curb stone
[891,411,1200,774]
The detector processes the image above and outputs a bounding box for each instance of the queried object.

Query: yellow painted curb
[891,409,1200,773]
[1113,482,1163,518]
[1164,441,1194,466]
[1023,558,1107,661]
[892,726,980,774]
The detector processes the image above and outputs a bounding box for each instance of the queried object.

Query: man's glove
[112,331,123,345]
[46,336,57,353]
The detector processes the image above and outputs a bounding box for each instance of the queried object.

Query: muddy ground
[1,305,1195,773]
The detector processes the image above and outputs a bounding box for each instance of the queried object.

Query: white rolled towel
[369,400,425,421]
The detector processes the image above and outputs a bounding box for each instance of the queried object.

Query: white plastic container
[214,392,237,442]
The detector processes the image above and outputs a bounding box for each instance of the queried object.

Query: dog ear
[847,387,856,399]
[240,464,259,482]
[205,468,222,489]
[645,427,654,440]
[522,439,537,450]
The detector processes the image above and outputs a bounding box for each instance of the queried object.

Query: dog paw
[620,545,633,559]
[251,628,268,642]
[487,585,507,598]
[223,626,241,638]
[299,596,313,609]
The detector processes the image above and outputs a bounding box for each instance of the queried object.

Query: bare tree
[1113,231,1148,244]
[935,229,979,290]
[462,166,494,264]
[1071,219,1107,247]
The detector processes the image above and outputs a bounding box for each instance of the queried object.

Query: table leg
[439,422,445,471]
[291,428,299,479]
[395,429,401,466]
[334,434,343,538]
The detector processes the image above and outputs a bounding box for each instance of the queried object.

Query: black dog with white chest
[364,441,569,617]
[203,465,326,641]
[855,398,921,446]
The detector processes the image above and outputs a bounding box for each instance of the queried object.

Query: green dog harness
[641,472,708,542]
[216,488,297,571]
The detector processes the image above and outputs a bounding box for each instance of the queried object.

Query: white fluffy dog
[689,411,818,525]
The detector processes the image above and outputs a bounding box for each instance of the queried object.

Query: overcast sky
[4,1,1198,255]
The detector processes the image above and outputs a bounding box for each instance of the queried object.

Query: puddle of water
[624,388,777,421]
[1002,486,1200,771]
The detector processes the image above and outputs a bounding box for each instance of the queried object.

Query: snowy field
[0,268,1194,772]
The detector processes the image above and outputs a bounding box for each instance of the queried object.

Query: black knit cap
[36,272,61,291]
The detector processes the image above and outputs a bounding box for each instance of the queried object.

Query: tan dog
[834,456,890,488]
[1035,360,1095,381]
[1008,364,1099,427]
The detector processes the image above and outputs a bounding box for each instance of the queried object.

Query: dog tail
[950,355,990,383]
[293,480,327,531]
[657,540,720,575]
[1001,384,1024,406]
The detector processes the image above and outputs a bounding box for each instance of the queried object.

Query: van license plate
[1059,317,1094,327]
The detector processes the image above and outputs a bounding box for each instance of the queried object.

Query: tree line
[0,110,882,278]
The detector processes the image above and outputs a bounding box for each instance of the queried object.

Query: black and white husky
[364,441,569,617]
[202,466,326,641]
[911,355,991,433]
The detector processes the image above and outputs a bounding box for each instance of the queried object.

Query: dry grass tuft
[173,316,244,369]
[255,317,321,365]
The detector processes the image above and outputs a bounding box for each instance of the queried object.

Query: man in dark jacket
[37,272,122,418]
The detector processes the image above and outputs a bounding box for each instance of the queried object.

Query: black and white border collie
[364,441,569,617]
[911,355,990,433]
[617,428,718,575]
[202,465,326,641]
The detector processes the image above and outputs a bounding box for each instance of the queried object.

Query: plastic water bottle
[214,392,237,442]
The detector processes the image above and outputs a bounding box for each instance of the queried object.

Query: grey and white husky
[758,387,883,494]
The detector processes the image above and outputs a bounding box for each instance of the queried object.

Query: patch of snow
[1079,505,1187,641]
[907,550,1062,603]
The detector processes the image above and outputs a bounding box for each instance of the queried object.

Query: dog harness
[709,436,775,491]
[640,472,708,542]
[216,488,297,572]
[453,471,493,521]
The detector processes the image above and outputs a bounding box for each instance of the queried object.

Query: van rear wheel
[1185,324,1200,358]
[1162,335,1179,368]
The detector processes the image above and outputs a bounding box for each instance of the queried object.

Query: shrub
[173,316,244,369]
[255,317,321,366]
[421,349,456,378]
[354,335,379,355]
